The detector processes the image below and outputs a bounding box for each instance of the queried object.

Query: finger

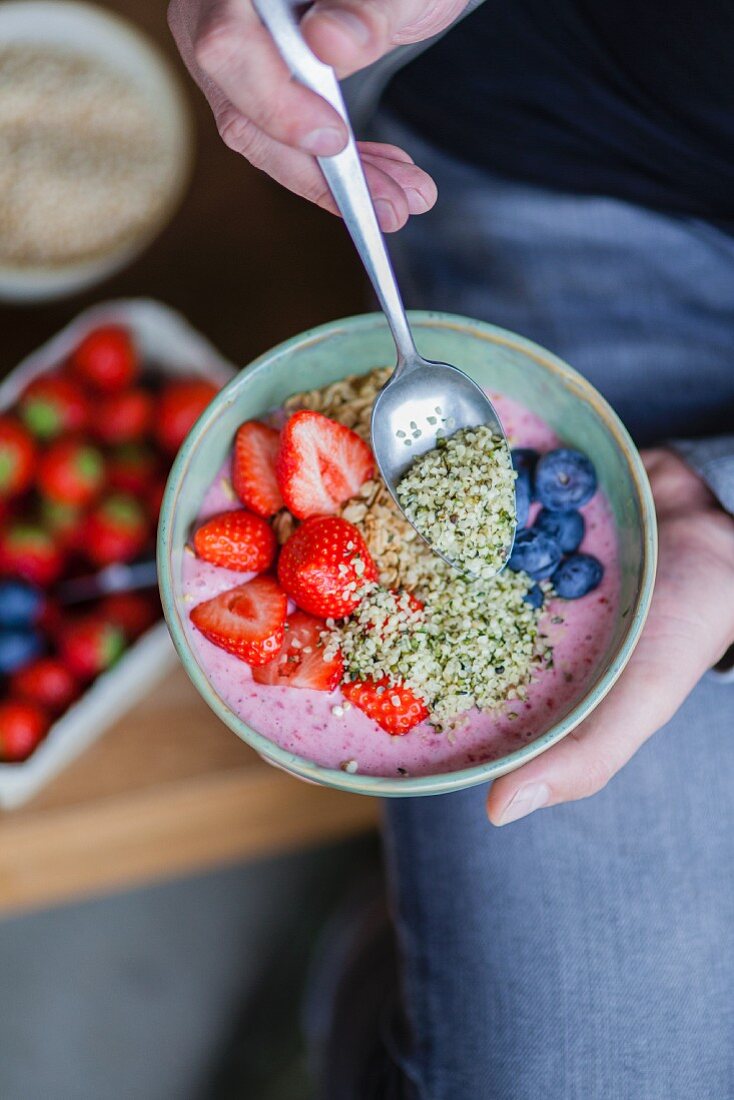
[488,530,734,826]
[361,151,438,213]
[193,0,347,155]
[212,106,417,229]
[358,141,415,164]
[486,647,690,827]
[303,0,469,75]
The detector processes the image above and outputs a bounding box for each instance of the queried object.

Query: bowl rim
[0,0,194,295]
[158,310,658,798]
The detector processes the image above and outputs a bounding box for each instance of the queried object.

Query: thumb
[303,0,469,76]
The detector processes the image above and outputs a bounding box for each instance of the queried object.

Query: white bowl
[0,1,193,302]
[0,298,235,809]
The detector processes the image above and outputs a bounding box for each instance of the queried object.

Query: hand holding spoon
[253,0,516,577]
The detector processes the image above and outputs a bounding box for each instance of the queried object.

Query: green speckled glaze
[158,312,657,798]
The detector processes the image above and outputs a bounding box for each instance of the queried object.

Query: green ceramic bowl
[158,312,657,797]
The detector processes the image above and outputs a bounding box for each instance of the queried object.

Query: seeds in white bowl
[395,425,516,578]
[0,46,180,268]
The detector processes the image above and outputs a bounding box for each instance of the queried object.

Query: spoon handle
[253,0,418,368]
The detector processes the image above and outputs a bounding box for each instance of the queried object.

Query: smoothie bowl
[158,313,657,797]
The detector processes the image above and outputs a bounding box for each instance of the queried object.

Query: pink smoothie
[181,394,620,777]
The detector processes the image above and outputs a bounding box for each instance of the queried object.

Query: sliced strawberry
[233,421,284,517]
[277,516,377,618]
[276,411,374,519]
[342,677,429,735]
[253,611,343,690]
[193,509,276,573]
[190,575,287,666]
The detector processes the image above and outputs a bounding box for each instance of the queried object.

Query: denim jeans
[345,115,734,1100]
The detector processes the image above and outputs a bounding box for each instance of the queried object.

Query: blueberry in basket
[0,629,43,675]
[535,448,597,511]
[551,553,604,599]
[534,508,585,554]
[508,528,563,579]
[0,579,46,628]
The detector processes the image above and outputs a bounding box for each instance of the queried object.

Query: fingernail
[300,127,346,156]
[374,198,398,231]
[497,782,551,825]
[321,9,370,46]
[405,188,431,214]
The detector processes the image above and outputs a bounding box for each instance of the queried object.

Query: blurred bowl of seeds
[0,1,193,302]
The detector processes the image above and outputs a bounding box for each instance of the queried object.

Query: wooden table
[0,1,379,914]
[0,669,379,915]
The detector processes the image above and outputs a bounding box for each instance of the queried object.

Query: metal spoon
[254,0,515,576]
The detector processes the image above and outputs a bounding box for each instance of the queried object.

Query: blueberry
[512,449,539,499]
[534,508,585,553]
[0,580,45,628]
[551,554,604,599]
[534,448,597,511]
[508,528,563,580]
[515,470,531,528]
[0,629,43,675]
[523,583,545,609]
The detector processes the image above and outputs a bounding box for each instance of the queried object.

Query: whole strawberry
[11,657,80,715]
[193,509,276,573]
[190,574,287,666]
[58,615,126,680]
[276,411,375,519]
[84,494,148,566]
[37,439,105,507]
[277,516,377,618]
[70,325,138,392]
[100,592,159,641]
[39,498,86,551]
[94,389,154,445]
[232,420,284,517]
[156,380,219,455]
[342,677,429,735]
[0,699,50,761]
[0,522,64,586]
[108,444,159,496]
[0,416,36,498]
[19,375,90,439]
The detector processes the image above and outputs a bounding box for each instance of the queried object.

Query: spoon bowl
[254,0,516,576]
[371,358,514,570]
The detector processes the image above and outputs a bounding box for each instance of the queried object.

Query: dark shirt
[385,0,734,223]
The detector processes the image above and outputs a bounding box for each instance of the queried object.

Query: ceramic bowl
[0,1,193,302]
[158,312,657,797]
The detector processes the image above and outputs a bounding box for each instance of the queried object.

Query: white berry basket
[0,300,235,808]
[0,1,193,302]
